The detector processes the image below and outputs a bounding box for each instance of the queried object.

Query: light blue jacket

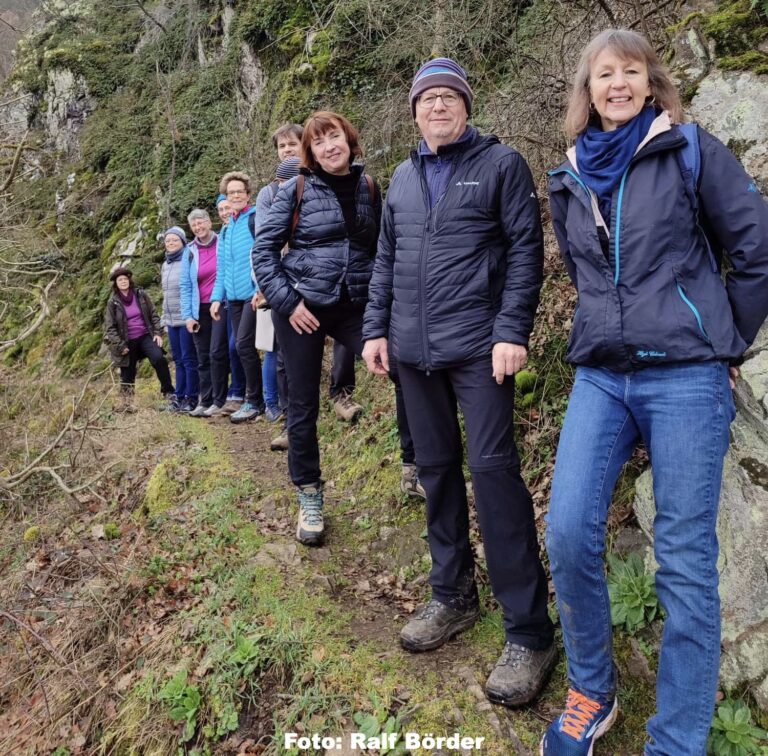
[211,205,258,303]
[179,233,218,321]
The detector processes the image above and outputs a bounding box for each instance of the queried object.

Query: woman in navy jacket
[252,111,381,547]
[541,29,768,756]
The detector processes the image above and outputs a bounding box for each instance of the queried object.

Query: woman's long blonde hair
[564,28,684,139]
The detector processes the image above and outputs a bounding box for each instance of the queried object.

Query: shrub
[606,553,660,634]
[707,699,768,755]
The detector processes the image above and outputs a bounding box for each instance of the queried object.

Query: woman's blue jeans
[166,325,198,400]
[262,349,279,409]
[545,362,735,756]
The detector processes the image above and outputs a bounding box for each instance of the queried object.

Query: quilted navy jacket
[548,115,768,372]
[362,132,544,371]
[251,165,380,315]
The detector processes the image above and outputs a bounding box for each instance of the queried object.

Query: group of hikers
[103,28,768,756]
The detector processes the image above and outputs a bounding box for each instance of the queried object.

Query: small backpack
[675,123,723,273]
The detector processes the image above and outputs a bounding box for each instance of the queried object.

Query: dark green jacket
[103,287,162,367]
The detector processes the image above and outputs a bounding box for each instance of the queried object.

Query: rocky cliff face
[0,1,41,81]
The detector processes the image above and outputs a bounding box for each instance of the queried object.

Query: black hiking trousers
[398,355,554,650]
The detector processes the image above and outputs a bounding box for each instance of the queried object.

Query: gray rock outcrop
[44,68,91,160]
[690,69,768,191]
[634,322,768,707]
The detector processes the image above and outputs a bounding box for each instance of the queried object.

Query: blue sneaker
[230,401,264,424]
[540,689,617,755]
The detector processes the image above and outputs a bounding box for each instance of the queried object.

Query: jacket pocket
[674,276,711,344]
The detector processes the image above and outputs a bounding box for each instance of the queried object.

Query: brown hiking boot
[270,425,289,451]
[485,642,557,707]
[332,391,363,423]
[400,599,480,652]
[400,463,426,499]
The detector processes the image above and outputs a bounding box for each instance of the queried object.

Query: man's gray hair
[187,208,211,223]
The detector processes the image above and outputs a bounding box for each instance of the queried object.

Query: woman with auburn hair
[542,28,768,756]
[251,111,379,546]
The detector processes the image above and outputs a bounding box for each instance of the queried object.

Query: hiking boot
[485,642,557,707]
[265,404,283,423]
[203,404,226,418]
[296,483,324,546]
[189,404,209,417]
[540,689,618,755]
[161,395,182,412]
[400,599,480,652]
[220,399,241,415]
[400,463,426,500]
[230,401,264,423]
[332,391,363,423]
[179,397,196,413]
[270,425,289,451]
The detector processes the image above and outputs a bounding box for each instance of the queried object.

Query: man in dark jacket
[362,58,555,707]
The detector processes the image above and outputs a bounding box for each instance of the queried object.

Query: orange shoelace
[560,689,603,739]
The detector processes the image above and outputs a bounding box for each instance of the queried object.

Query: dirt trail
[219,415,540,754]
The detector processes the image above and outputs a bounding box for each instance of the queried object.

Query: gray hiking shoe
[296,483,324,546]
[400,599,480,652]
[485,642,557,707]
[188,404,209,417]
[203,404,226,418]
[400,463,426,499]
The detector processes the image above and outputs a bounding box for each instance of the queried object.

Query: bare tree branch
[0,610,88,689]
[1,130,30,193]
[135,0,166,33]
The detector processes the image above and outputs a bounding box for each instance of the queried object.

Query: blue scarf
[165,247,184,264]
[576,107,656,224]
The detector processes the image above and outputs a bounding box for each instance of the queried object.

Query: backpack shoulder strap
[269,179,280,200]
[676,122,721,272]
[290,174,305,237]
[364,173,375,204]
[247,211,256,240]
[676,122,701,214]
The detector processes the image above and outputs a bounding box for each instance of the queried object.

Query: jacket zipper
[415,157,433,373]
[613,168,630,285]
[676,282,711,343]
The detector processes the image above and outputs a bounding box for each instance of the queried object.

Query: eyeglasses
[416,91,461,109]
[226,189,248,197]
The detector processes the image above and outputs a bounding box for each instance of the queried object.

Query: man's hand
[289,300,319,334]
[363,338,390,375]
[121,346,129,355]
[210,301,221,321]
[252,291,267,311]
[729,366,740,390]
[492,342,527,385]
[185,318,198,334]
[153,334,163,347]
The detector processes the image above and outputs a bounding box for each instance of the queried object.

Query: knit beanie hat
[162,226,187,245]
[216,193,226,205]
[109,265,133,282]
[275,156,301,181]
[409,57,473,118]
